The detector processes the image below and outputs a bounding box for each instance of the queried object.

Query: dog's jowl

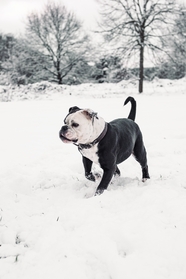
[59,97,150,195]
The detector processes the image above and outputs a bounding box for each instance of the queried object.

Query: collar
[74,122,108,150]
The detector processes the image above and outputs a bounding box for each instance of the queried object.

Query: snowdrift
[0,79,186,279]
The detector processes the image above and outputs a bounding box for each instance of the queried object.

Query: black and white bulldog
[59,97,150,195]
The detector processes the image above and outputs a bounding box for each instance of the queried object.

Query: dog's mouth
[60,134,78,144]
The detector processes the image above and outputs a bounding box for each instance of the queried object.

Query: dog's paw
[94,172,102,180]
[85,172,96,182]
[139,177,150,187]
[142,177,150,182]
[94,188,105,196]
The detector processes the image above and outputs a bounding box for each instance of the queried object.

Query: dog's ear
[69,106,81,114]
[81,109,94,119]
[64,106,81,124]
[81,109,98,121]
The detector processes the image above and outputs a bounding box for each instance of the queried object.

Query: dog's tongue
[62,138,71,144]
[61,135,77,144]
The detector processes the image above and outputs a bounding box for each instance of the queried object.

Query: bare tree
[26,2,88,84]
[0,34,16,69]
[98,0,176,93]
[171,6,186,75]
[156,4,186,79]
[2,38,51,85]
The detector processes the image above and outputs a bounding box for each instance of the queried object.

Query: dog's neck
[90,116,106,141]
[75,117,107,149]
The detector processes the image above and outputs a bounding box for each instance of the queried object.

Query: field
[0,79,186,279]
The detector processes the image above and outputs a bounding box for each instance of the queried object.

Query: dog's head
[59,106,99,144]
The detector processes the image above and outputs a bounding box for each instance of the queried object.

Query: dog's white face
[60,108,105,145]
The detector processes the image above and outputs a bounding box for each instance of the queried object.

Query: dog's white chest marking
[79,144,99,165]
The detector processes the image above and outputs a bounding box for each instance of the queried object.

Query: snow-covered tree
[170,6,186,77]
[98,0,176,92]
[26,2,88,84]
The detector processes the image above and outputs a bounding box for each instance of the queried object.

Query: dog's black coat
[60,97,150,195]
[84,119,149,195]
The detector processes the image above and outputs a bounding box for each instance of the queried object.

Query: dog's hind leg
[142,165,150,182]
[82,156,95,182]
[133,134,150,181]
[114,166,121,176]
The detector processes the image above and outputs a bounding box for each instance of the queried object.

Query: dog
[59,97,150,195]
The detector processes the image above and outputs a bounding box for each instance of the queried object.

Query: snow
[0,79,186,279]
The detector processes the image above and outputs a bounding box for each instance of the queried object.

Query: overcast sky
[0,0,99,35]
[0,0,186,35]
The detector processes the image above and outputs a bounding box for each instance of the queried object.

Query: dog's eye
[72,123,79,128]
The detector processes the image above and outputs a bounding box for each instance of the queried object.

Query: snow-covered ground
[0,79,186,279]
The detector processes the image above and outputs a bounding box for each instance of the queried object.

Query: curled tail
[124,96,136,121]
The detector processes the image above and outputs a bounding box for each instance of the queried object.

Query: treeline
[0,1,186,88]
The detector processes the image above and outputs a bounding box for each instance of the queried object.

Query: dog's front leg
[95,168,115,195]
[82,156,95,182]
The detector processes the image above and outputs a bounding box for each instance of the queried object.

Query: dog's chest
[79,144,99,165]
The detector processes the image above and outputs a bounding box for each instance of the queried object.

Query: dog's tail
[124,96,136,121]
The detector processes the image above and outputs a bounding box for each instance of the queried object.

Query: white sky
[0,0,99,35]
[0,0,186,35]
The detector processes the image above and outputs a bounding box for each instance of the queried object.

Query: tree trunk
[57,60,63,84]
[139,45,144,93]
[139,27,145,93]
[57,72,63,84]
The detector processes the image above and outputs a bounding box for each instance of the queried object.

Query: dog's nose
[61,125,68,132]
[59,125,68,138]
